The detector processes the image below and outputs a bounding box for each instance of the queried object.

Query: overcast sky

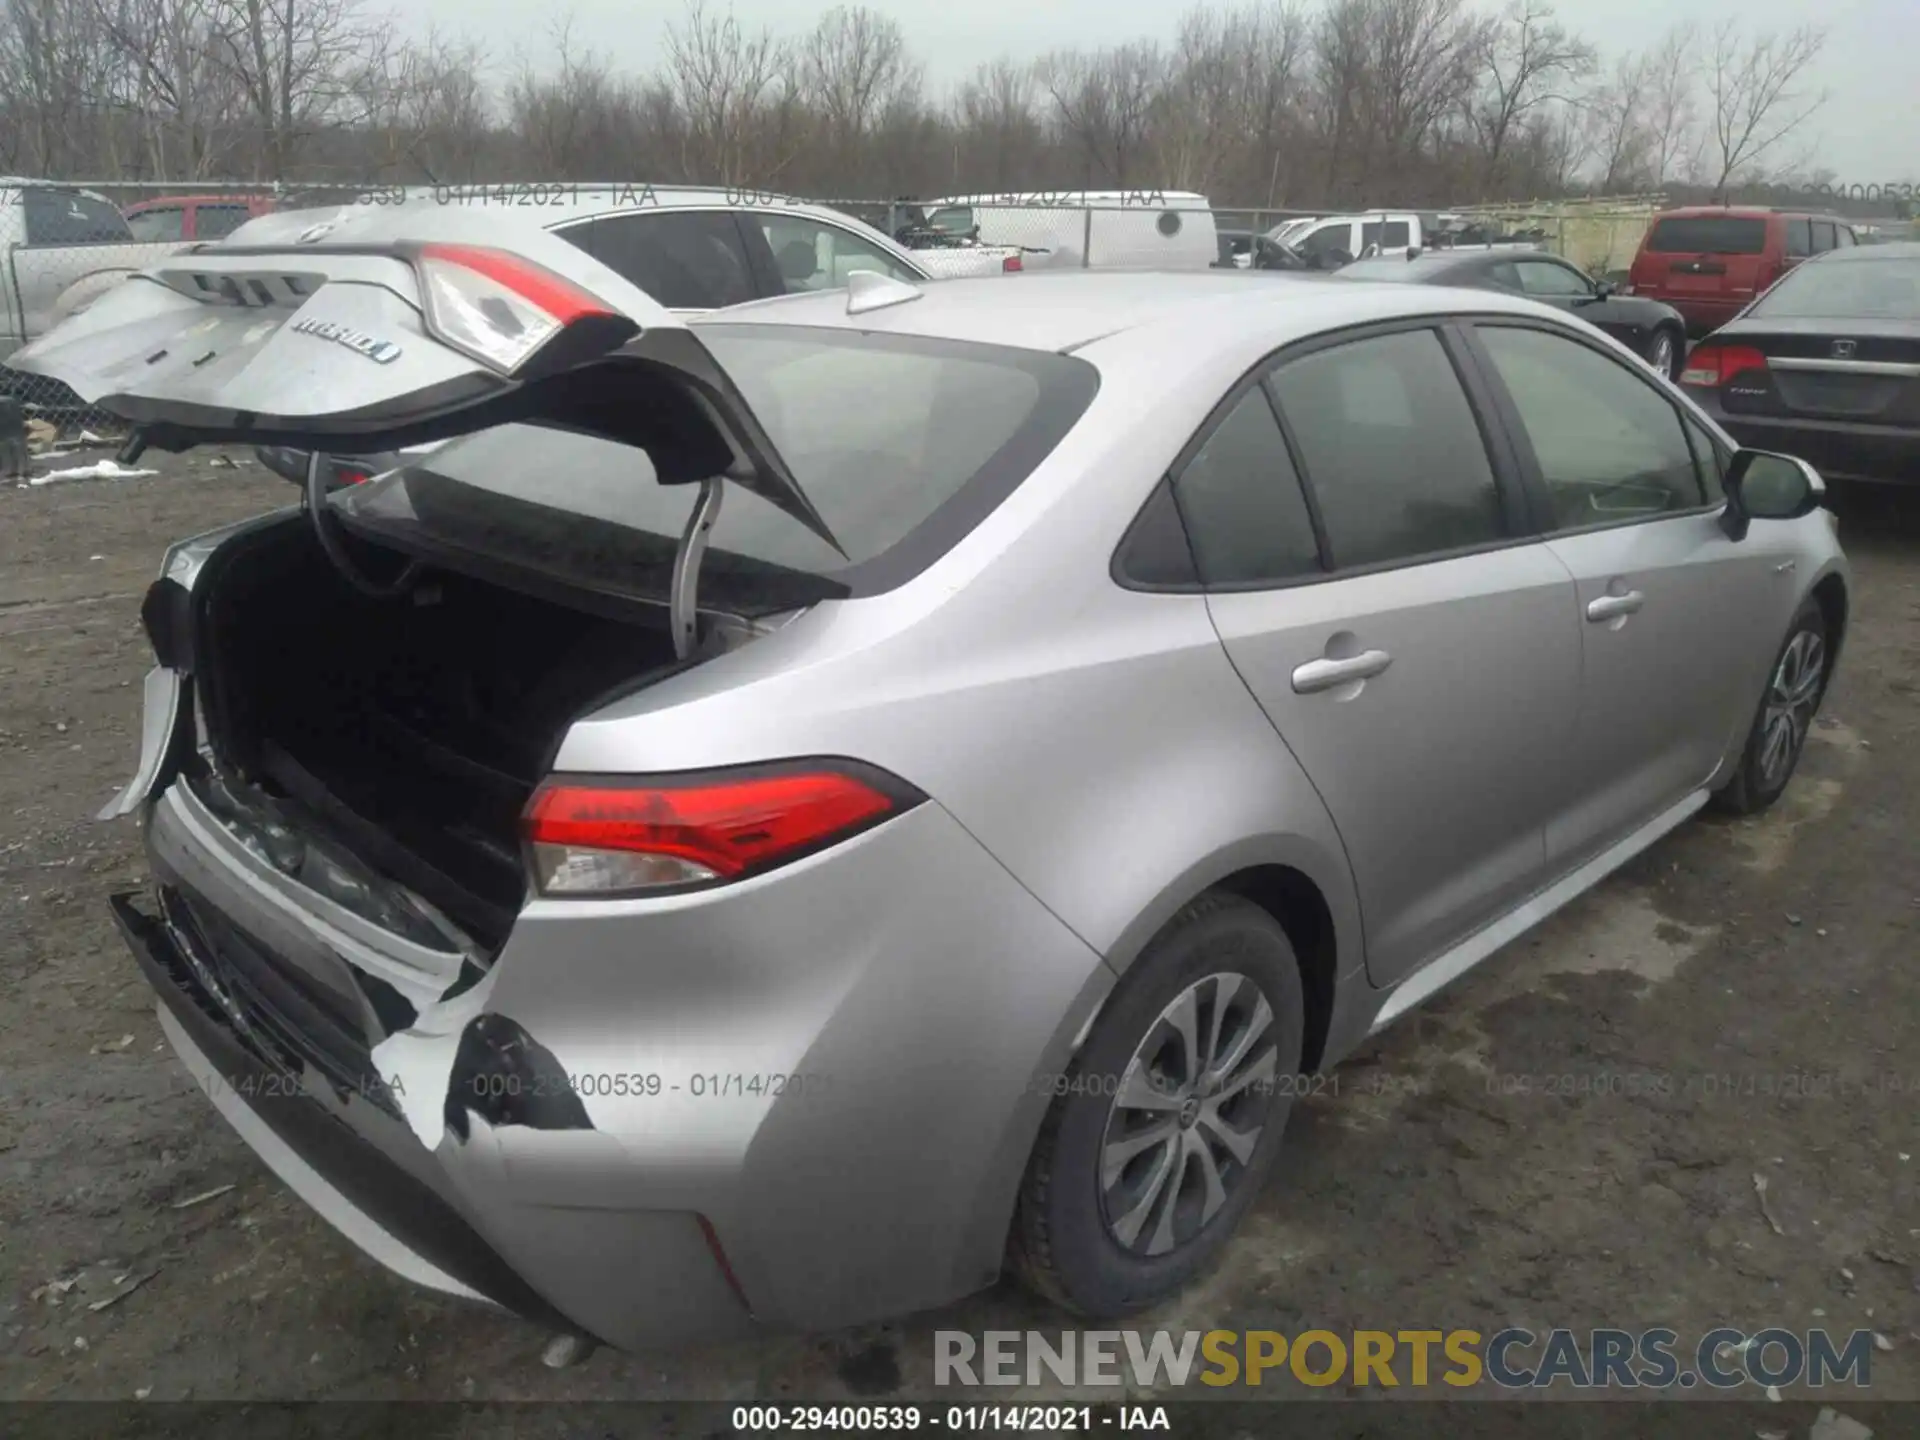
[406,0,1917,186]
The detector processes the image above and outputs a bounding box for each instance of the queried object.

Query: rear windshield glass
[1645,216,1766,255]
[21,188,133,244]
[334,326,1099,610]
[1749,257,1920,321]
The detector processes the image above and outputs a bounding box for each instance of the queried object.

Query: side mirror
[1721,449,1825,541]
[1593,279,1617,298]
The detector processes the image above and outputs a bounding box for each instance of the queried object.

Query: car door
[1296,221,1357,268]
[555,208,759,312]
[1191,322,1580,986]
[1462,319,1794,868]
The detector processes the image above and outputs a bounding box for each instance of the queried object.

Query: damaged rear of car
[17,206,1109,1347]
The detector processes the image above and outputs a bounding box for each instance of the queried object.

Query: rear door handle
[1586,591,1644,622]
[1291,650,1392,694]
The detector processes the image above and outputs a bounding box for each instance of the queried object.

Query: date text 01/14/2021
[730,1405,1172,1431]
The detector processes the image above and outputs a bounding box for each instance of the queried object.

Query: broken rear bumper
[110,887,757,1348]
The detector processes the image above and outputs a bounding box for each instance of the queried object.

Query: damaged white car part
[10,209,842,647]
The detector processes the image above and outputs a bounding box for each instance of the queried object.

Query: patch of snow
[27,460,159,486]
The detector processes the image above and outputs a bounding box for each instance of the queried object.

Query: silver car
[13,206,1848,1350]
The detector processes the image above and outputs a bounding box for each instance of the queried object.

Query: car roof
[693,268,1560,354]
[1803,239,1920,264]
[1653,205,1849,222]
[267,184,888,233]
[1338,252,1485,280]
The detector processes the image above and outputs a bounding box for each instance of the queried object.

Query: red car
[1627,206,1862,336]
[123,194,275,244]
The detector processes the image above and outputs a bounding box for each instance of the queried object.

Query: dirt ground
[0,451,1916,1410]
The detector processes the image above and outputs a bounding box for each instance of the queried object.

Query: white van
[923,191,1218,270]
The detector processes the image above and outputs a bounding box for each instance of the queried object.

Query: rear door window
[1810,221,1837,253]
[1785,219,1812,258]
[566,210,757,310]
[1268,329,1507,568]
[21,189,132,244]
[1644,216,1767,254]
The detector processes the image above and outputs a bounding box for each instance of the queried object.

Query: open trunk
[190,515,685,952]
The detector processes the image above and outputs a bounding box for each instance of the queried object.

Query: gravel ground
[0,451,1915,1410]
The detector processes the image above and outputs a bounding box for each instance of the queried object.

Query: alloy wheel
[1099,972,1279,1257]
[1759,628,1824,787]
[1648,333,1675,378]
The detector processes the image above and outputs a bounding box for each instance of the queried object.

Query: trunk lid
[8,204,837,550]
[1708,318,1920,426]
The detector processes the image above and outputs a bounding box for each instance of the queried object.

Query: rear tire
[1009,893,1305,1317]
[1646,326,1682,382]
[1713,597,1828,815]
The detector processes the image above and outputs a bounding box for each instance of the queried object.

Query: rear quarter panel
[555,306,1373,989]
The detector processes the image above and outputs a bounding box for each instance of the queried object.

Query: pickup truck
[1277,211,1545,269]
[2,182,193,389]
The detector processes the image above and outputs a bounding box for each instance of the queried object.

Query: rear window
[335,327,1100,609]
[1747,257,1920,321]
[1644,216,1767,255]
[21,188,132,244]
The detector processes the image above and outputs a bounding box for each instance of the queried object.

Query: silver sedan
[12,205,1847,1347]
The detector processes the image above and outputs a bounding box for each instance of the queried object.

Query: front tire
[1009,893,1306,1316]
[1713,597,1828,815]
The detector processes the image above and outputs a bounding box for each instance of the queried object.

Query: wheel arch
[1810,568,1849,677]
[1100,836,1361,1076]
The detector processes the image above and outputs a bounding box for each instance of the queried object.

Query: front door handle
[1292,650,1392,694]
[1586,591,1645,623]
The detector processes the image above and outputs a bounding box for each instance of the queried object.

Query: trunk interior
[193,517,682,950]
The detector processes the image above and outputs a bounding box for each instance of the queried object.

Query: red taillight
[413,242,614,373]
[522,762,922,896]
[1680,344,1769,388]
[1002,254,1023,273]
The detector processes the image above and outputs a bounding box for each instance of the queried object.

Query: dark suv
[1628,207,1860,336]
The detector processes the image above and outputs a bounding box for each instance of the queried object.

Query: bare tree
[664,0,794,186]
[203,0,396,179]
[1581,48,1654,193]
[92,0,249,178]
[951,58,1045,192]
[799,6,915,152]
[1704,21,1826,199]
[1040,42,1164,188]
[1641,24,1699,187]
[1465,0,1593,195]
